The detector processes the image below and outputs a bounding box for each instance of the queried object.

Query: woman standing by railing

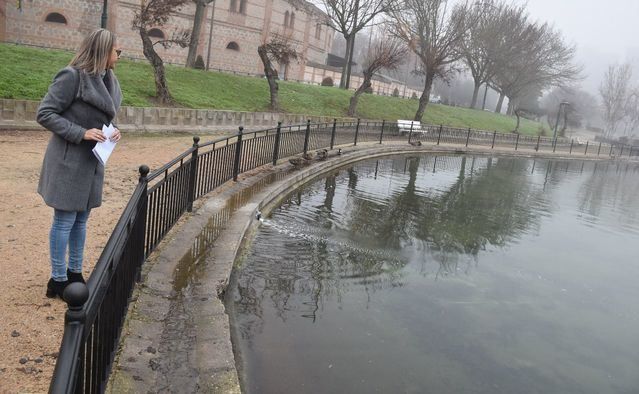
[37,29,123,298]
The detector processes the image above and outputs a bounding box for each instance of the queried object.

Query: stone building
[0,0,334,81]
[0,0,421,96]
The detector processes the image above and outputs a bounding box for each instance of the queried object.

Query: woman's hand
[84,128,106,142]
[110,128,121,142]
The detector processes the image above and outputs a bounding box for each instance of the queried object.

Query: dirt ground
[0,129,223,393]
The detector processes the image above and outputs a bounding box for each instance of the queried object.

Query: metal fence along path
[48,119,638,393]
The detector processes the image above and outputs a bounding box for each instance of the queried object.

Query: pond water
[228,155,639,394]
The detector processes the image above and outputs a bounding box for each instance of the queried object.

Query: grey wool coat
[37,66,122,211]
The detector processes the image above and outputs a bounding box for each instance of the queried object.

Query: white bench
[397,119,426,135]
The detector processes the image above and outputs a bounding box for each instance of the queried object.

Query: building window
[315,24,321,40]
[226,41,240,51]
[45,12,68,24]
[239,0,247,14]
[148,28,165,39]
[230,0,237,12]
[284,11,289,27]
[290,12,295,29]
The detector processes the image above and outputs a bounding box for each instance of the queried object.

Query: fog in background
[328,0,639,133]
[514,0,639,93]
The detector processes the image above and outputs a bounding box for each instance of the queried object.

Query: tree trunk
[481,83,489,110]
[348,79,370,116]
[495,92,505,114]
[506,99,514,116]
[414,71,435,122]
[470,80,481,109]
[140,29,172,104]
[343,0,359,90]
[339,34,352,89]
[514,109,521,132]
[258,45,279,111]
[187,0,208,68]
[344,33,356,89]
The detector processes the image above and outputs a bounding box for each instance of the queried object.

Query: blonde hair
[69,29,116,75]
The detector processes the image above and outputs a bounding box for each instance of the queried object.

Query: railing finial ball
[139,165,150,178]
[63,283,89,308]
[193,136,200,145]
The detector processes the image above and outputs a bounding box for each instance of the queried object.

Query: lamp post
[552,101,570,144]
[101,0,108,28]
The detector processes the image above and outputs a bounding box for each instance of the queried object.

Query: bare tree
[541,86,598,133]
[392,0,476,121]
[317,0,395,89]
[257,34,300,111]
[489,15,581,115]
[599,63,633,138]
[348,38,407,116]
[186,0,214,68]
[133,0,191,105]
[458,0,509,109]
[622,88,639,138]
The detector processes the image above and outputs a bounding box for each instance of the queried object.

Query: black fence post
[379,120,385,144]
[186,136,200,212]
[354,118,360,146]
[620,145,624,157]
[569,139,574,154]
[48,283,89,394]
[272,121,282,166]
[330,118,337,150]
[515,133,520,151]
[584,141,589,155]
[233,127,243,181]
[535,135,541,152]
[137,165,149,277]
[597,142,602,156]
[465,127,471,147]
[437,125,443,145]
[303,119,311,154]
[491,131,497,149]
[408,121,414,143]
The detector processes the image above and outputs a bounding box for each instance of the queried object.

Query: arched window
[226,41,240,51]
[239,0,247,14]
[148,28,165,39]
[45,12,67,24]
[284,11,289,27]
[230,0,237,12]
[290,12,295,28]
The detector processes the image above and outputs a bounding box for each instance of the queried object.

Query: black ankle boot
[67,269,85,284]
[46,278,69,299]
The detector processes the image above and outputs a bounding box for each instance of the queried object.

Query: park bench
[397,119,427,135]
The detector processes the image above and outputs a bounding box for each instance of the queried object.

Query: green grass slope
[0,43,546,135]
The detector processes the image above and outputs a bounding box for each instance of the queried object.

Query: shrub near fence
[49,119,638,393]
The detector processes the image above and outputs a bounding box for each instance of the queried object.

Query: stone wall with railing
[0,99,357,133]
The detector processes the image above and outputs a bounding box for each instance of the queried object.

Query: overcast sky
[512,0,639,92]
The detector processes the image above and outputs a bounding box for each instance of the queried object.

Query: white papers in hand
[92,123,117,166]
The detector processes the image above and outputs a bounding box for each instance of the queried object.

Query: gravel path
[0,130,213,393]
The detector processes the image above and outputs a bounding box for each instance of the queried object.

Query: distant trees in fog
[599,63,639,139]
[457,0,581,117]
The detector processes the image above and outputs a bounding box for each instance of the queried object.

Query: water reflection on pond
[228,155,639,394]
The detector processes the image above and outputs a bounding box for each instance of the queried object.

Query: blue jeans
[49,209,91,281]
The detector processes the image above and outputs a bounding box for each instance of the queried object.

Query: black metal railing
[49,119,638,393]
